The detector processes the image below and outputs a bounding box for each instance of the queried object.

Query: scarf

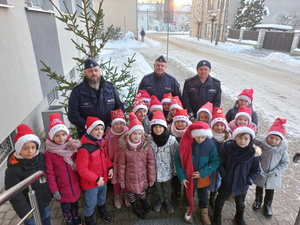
[262,137,287,156]
[151,128,170,147]
[86,132,103,143]
[212,131,226,143]
[126,136,142,150]
[111,126,127,136]
[171,121,191,138]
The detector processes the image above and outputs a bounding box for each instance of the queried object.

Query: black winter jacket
[225,101,258,126]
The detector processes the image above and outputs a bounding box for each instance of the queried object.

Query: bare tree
[278,11,300,29]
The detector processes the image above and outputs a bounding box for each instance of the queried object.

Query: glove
[120,183,125,189]
[149,182,154,187]
[293,153,300,163]
[53,191,61,200]
[26,213,33,220]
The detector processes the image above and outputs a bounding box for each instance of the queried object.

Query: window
[205,23,211,37]
[217,0,223,10]
[25,0,43,8]
[47,88,57,105]
[141,16,144,21]
[207,0,213,11]
[0,134,14,164]
[0,0,8,4]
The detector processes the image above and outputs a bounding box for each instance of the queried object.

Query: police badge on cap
[84,58,99,70]
[155,55,167,63]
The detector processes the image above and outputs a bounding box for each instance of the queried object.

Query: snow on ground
[103,31,149,49]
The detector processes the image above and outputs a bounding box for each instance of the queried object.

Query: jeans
[24,206,51,225]
[84,184,107,217]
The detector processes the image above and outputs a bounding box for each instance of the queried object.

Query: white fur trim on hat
[149,105,163,113]
[161,99,172,104]
[211,118,228,128]
[86,120,105,134]
[238,95,251,104]
[235,112,251,124]
[128,125,144,135]
[191,129,213,138]
[233,126,255,139]
[15,134,41,154]
[151,119,167,128]
[267,131,284,140]
[133,104,148,114]
[173,115,189,123]
[142,97,151,103]
[49,124,69,141]
[169,104,183,111]
[197,109,212,121]
[111,118,126,126]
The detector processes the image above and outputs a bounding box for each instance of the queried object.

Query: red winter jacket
[76,135,113,190]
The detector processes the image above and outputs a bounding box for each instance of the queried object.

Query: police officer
[138,55,181,101]
[68,58,124,137]
[182,60,221,120]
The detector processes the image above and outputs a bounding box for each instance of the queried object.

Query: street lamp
[197,18,201,41]
[210,13,217,43]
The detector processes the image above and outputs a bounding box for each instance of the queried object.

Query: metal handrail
[0,170,47,225]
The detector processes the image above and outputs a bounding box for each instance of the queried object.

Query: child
[133,93,151,134]
[196,102,213,124]
[228,106,257,133]
[225,88,258,126]
[175,122,220,224]
[45,113,82,225]
[5,124,52,225]
[161,92,173,118]
[118,112,156,219]
[139,90,151,109]
[104,109,130,209]
[167,96,183,125]
[208,108,231,209]
[148,95,163,121]
[214,126,261,225]
[76,117,113,225]
[252,118,289,217]
[150,111,179,213]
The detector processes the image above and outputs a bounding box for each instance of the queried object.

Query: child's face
[199,112,210,124]
[143,101,150,108]
[151,108,161,116]
[20,141,37,159]
[113,121,125,133]
[89,125,104,139]
[130,130,143,143]
[213,123,226,134]
[235,133,251,148]
[267,134,282,146]
[236,116,249,126]
[194,136,206,144]
[174,120,188,130]
[53,130,68,145]
[162,102,171,111]
[238,99,250,107]
[170,108,177,117]
[136,109,147,122]
[153,125,165,135]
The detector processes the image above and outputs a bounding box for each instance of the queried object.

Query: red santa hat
[150,111,167,128]
[132,93,148,114]
[173,109,190,124]
[128,112,144,135]
[169,96,183,111]
[190,121,212,138]
[211,107,228,128]
[149,95,163,113]
[48,113,70,141]
[111,109,126,126]
[235,106,252,124]
[139,90,151,104]
[85,116,105,135]
[161,92,172,104]
[197,102,213,121]
[238,88,254,104]
[233,125,255,140]
[14,124,41,154]
[267,118,286,140]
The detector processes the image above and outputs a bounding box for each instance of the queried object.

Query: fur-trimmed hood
[119,133,151,152]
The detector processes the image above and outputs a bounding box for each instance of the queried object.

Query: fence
[243,30,259,41]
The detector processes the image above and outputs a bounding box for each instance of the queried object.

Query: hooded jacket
[225,101,258,126]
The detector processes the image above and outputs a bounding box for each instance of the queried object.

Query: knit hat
[237,88,254,104]
[139,90,151,104]
[84,58,99,70]
[267,118,287,140]
[128,112,144,135]
[156,55,167,63]
[197,102,213,122]
[85,116,105,135]
[232,125,255,140]
[161,92,172,104]
[14,124,41,154]
[132,93,148,114]
[149,95,163,113]
[211,107,228,128]
[169,96,183,111]
[48,113,70,141]
[173,109,190,124]
[150,111,167,128]
[235,107,252,124]
[111,109,126,126]
[190,121,213,138]
[196,60,211,69]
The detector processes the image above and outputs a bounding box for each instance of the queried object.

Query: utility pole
[215,0,225,45]
[210,14,217,43]
[147,9,149,30]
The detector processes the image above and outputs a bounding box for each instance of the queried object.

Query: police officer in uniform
[138,55,181,101]
[68,58,124,137]
[182,60,221,120]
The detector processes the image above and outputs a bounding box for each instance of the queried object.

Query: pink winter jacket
[118,133,156,194]
[104,126,128,184]
[228,120,257,134]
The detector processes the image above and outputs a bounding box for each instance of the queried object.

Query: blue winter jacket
[219,140,261,196]
[208,138,222,192]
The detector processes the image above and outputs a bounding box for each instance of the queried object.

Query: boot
[200,208,211,225]
[141,198,151,213]
[209,192,216,209]
[130,200,146,219]
[263,190,274,217]
[165,198,174,214]
[123,193,131,207]
[234,209,245,225]
[73,215,82,225]
[213,206,222,225]
[114,194,122,209]
[97,205,112,222]
[184,206,193,224]
[84,215,96,225]
[253,187,263,210]
[153,196,164,212]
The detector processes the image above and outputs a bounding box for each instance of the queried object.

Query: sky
[138,0,193,5]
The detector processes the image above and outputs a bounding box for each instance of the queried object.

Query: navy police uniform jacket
[182,75,221,118]
[68,76,124,137]
[138,72,181,101]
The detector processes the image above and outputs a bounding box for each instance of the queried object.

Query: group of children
[5,88,290,225]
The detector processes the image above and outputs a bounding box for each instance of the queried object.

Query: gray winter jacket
[254,138,289,189]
